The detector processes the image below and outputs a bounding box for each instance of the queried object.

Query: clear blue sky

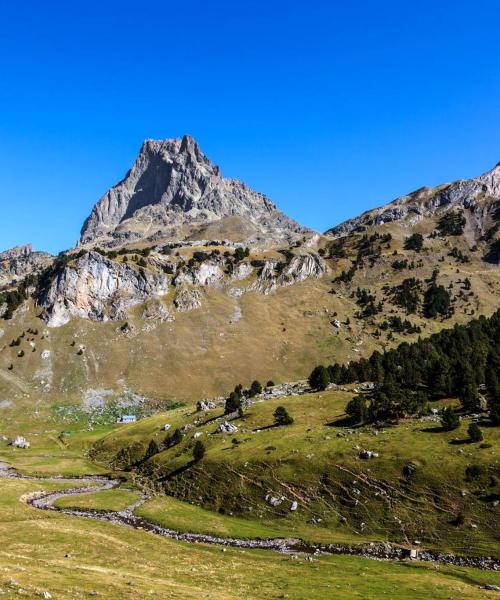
[1,1,500,254]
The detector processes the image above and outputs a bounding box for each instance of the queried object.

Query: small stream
[1,461,498,571]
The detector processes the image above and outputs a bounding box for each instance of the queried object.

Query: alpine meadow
[1,2,500,598]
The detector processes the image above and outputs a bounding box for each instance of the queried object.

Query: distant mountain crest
[325,162,500,237]
[80,135,312,247]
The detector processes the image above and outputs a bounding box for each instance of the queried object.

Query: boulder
[11,435,30,449]
[359,450,378,459]
[265,494,284,507]
[197,400,217,412]
[216,421,238,434]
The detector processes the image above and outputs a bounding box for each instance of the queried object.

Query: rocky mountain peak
[80,136,310,247]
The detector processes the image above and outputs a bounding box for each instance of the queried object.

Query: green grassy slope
[91,389,500,557]
[0,476,499,598]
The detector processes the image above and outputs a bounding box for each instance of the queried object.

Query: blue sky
[1,1,500,254]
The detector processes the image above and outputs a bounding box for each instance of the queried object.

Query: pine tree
[345,395,367,423]
[441,407,460,430]
[144,439,159,460]
[467,422,483,442]
[404,233,424,252]
[165,428,183,448]
[225,391,241,414]
[273,406,293,426]
[249,380,263,397]
[459,383,480,413]
[308,365,330,390]
[193,440,206,461]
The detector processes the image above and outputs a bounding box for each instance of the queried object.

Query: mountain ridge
[325,162,500,239]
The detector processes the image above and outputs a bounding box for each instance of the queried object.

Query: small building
[117,415,137,424]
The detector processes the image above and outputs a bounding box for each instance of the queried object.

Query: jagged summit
[325,161,500,238]
[80,135,312,247]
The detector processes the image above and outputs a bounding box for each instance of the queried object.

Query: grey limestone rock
[80,135,313,247]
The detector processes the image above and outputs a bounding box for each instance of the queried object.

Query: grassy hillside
[3,477,500,599]
[0,440,498,599]
[91,389,500,557]
[1,225,499,435]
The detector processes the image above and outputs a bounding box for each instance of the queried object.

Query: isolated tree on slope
[193,440,206,462]
[467,422,483,442]
[441,407,460,431]
[274,406,293,426]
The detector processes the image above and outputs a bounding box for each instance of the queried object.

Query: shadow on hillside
[419,426,447,433]
[252,424,279,432]
[158,460,195,482]
[477,419,498,428]
[449,438,472,445]
[201,412,226,426]
[326,415,357,428]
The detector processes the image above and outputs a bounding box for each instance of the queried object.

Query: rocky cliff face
[80,135,312,247]
[37,251,169,327]
[325,163,500,238]
[35,249,326,326]
[252,253,327,294]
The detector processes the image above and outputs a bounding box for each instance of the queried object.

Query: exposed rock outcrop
[174,261,224,287]
[141,300,174,322]
[253,253,327,294]
[37,252,169,327]
[173,286,203,312]
[80,135,312,247]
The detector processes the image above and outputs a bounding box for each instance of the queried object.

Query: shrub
[467,422,483,443]
[465,463,486,481]
[234,247,250,261]
[266,380,275,388]
[273,406,293,426]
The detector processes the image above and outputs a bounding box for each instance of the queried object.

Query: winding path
[1,461,498,571]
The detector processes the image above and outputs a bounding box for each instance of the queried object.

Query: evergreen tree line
[309,310,500,424]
